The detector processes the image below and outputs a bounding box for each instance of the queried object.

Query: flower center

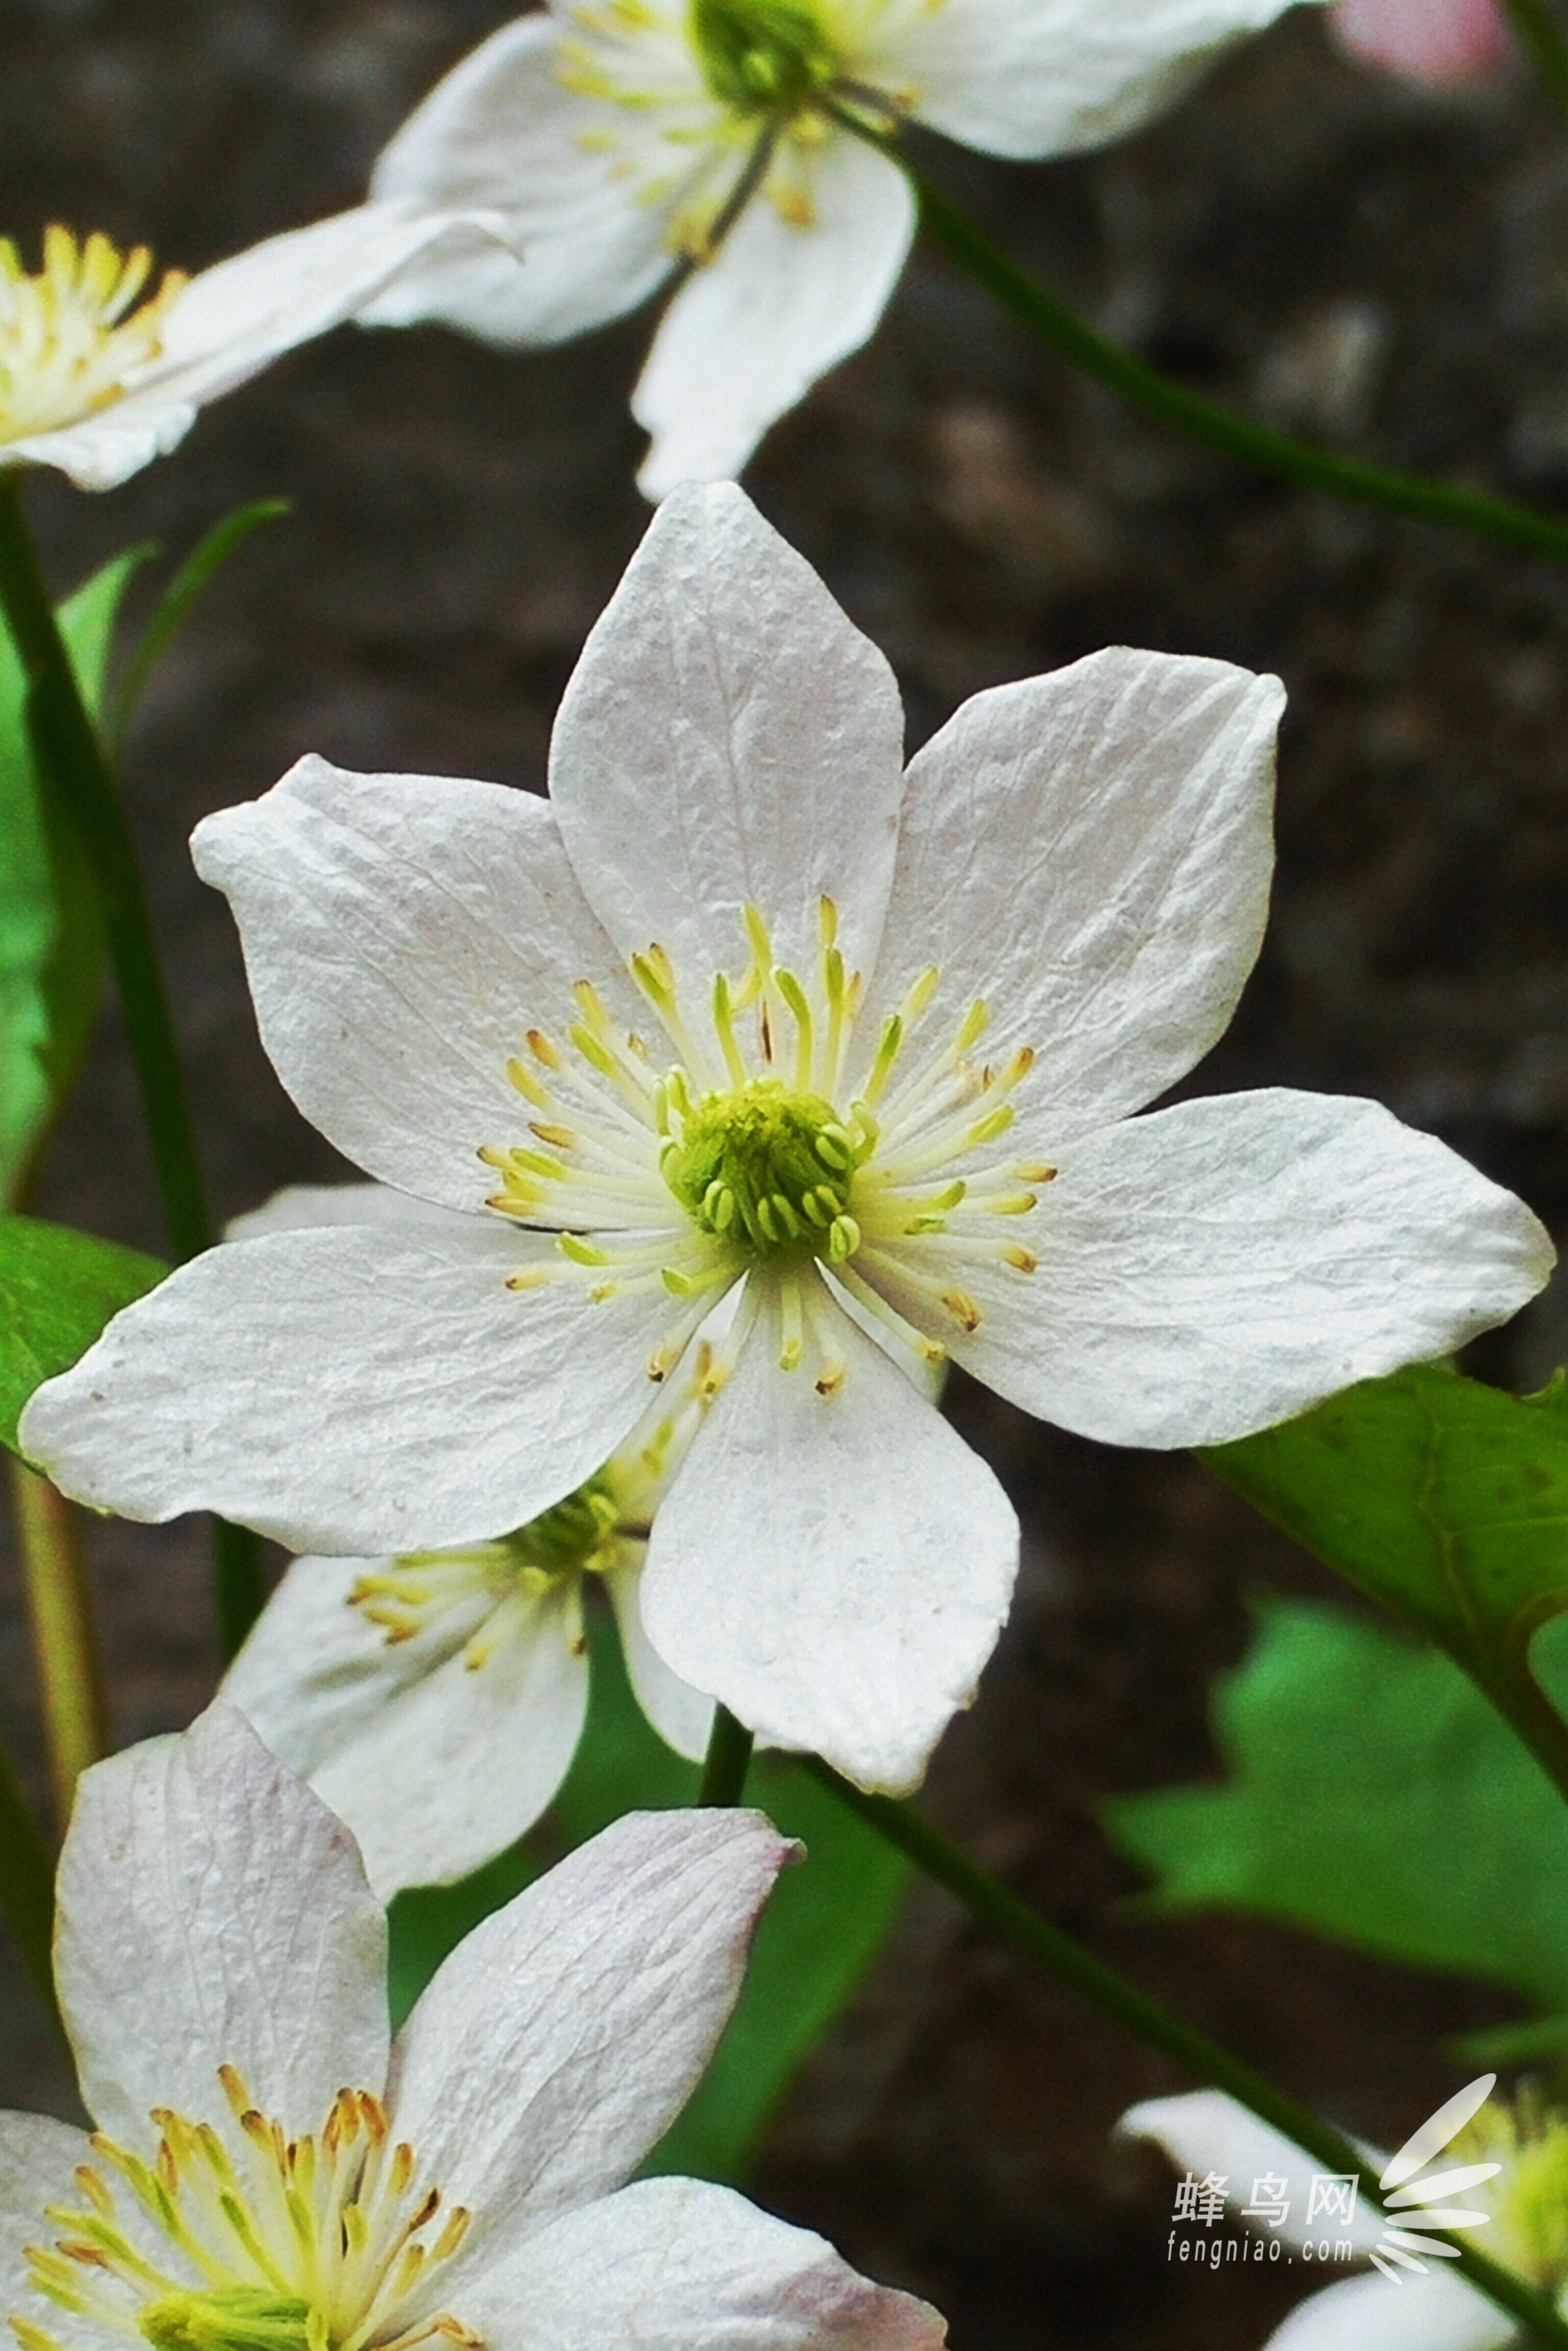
[687,0,838,110]
[1454,2097,1568,2292]
[0,229,186,448]
[350,1478,625,1660]
[13,2074,477,2351]
[660,1077,865,1258]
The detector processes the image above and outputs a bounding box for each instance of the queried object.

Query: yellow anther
[986,1190,1037,1215]
[1003,1246,1038,1272]
[940,1288,982,1332]
[530,1121,575,1150]
[953,997,987,1053]
[525,1028,561,1068]
[966,1105,1014,1148]
[558,1232,612,1266]
[505,1267,551,1291]
[1014,1161,1057,1184]
[863,1012,903,1105]
[505,1055,548,1106]
[743,903,774,974]
[827,1214,860,1262]
[817,895,838,948]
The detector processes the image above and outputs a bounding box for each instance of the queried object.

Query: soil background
[5,3,1568,2343]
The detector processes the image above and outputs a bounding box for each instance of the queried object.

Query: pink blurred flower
[1331,0,1514,84]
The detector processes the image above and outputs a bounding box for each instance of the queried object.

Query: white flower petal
[1264,2270,1511,2351]
[549,481,905,990]
[222,1551,437,1781]
[21,1222,690,1555]
[310,1584,590,1899]
[55,1705,388,2147]
[858,648,1281,1130]
[641,1283,1017,1790]
[457,2173,945,2351]
[8,204,510,492]
[366,15,687,343]
[881,0,1304,161]
[632,136,915,499]
[605,1558,715,1760]
[0,2113,97,2343]
[225,1181,471,1241]
[1119,2091,1384,2255]
[388,1809,791,2243]
[192,756,639,1214]
[870,1088,1554,1449]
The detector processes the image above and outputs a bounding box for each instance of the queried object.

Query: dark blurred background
[5,2,1568,2342]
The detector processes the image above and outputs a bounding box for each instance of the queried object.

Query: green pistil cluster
[663,1077,865,1260]
[1465,2097,1568,2290]
[688,0,839,111]
[139,2289,317,2351]
[513,1477,622,1577]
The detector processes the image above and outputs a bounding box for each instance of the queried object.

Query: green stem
[806,1760,1568,2350]
[9,1459,106,1826]
[0,474,264,1658]
[1500,0,1568,123]
[698,1704,755,1805]
[838,124,1568,568]
[0,1723,64,2044]
[0,475,208,1260]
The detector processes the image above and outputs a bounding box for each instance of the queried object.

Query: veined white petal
[633,135,915,499]
[869,1089,1553,1450]
[876,0,1307,161]
[1119,2091,1384,2256]
[366,15,690,343]
[309,1581,590,1899]
[388,1810,791,2245]
[20,1222,692,1555]
[55,1705,389,2149]
[455,2173,944,2351]
[222,1552,445,1781]
[605,1558,715,1760]
[0,2113,94,2309]
[857,649,1281,1129]
[641,1282,1017,1790]
[7,204,512,492]
[550,481,905,991]
[192,757,640,1215]
[1263,2269,1512,2351]
[225,1180,472,1241]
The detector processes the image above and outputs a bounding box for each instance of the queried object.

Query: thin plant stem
[0,474,264,1658]
[1501,0,1568,122]
[827,115,1568,569]
[698,1704,755,1805]
[805,1759,1568,2351]
[8,1459,105,1825]
[0,1724,63,2044]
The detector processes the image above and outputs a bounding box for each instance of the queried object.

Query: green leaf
[1201,1362,1568,1774]
[389,1599,909,2182]
[0,550,146,1204]
[0,1212,166,1456]
[109,500,290,754]
[1104,1596,1568,2011]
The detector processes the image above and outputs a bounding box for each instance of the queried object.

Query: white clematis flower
[360,0,1319,496]
[2,1704,942,2351]
[1121,2087,1568,2350]
[22,485,1552,1792]
[222,1179,718,1899]
[0,206,512,492]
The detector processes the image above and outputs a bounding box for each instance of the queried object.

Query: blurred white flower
[0,207,511,491]
[1330,0,1512,85]
[222,1180,719,1898]
[361,0,1319,496]
[3,1705,943,2351]
[1121,2084,1567,2350]
[22,484,1551,1792]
